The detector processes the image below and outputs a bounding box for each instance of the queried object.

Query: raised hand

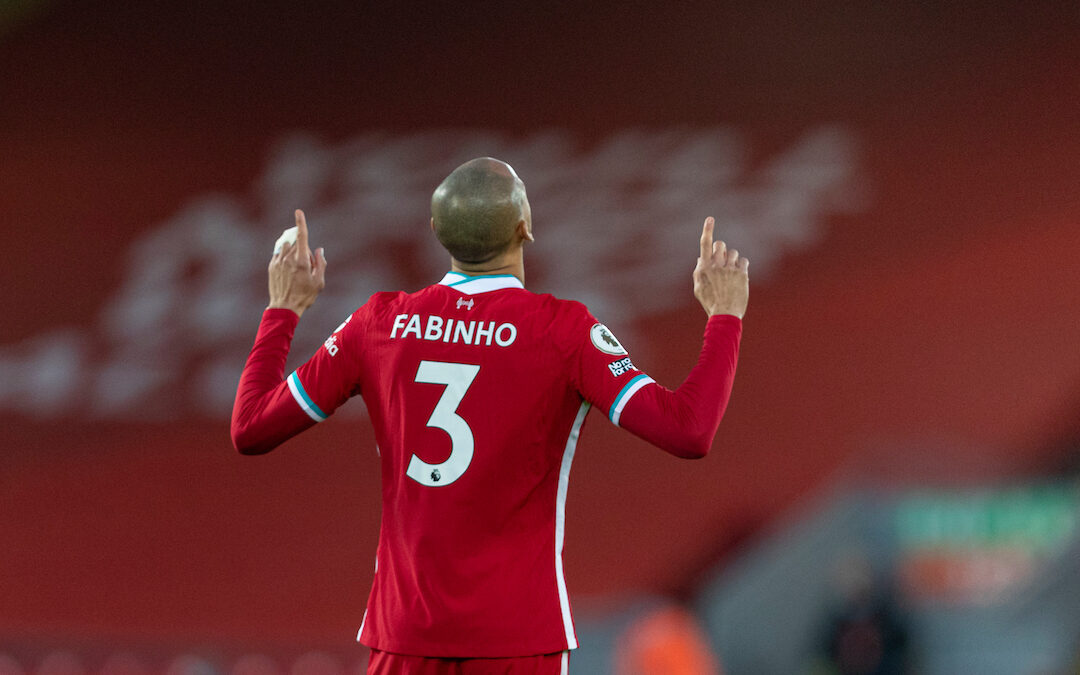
[692,217,749,318]
[268,209,327,317]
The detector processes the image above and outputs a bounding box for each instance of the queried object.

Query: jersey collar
[438,272,525,295]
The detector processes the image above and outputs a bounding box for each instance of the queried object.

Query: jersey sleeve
[230,304,368,455]
[231,308,317,454]
[565,304,743,459]
[564,303,655,423]
[618,315,742,458]
[287,305,367,423]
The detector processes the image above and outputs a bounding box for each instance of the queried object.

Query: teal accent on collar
[437,272,525,293]
[443,272,519,285]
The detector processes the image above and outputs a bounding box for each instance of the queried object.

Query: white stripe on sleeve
[609,374,655,427]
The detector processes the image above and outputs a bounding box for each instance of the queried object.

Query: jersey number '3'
[406,361,481,487]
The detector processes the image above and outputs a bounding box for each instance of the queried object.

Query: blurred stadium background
[2,2,1080,673]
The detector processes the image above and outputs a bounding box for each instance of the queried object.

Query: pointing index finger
[700,217,714,260]
[295,209,310,255]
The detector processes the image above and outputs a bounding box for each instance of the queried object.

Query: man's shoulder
[537,294,593,322]
[515,293,598,350]
[360,289,410,311]
[337,290,409,329]
[497,289,593,321]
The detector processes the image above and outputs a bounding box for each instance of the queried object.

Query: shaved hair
[431,157,528,264]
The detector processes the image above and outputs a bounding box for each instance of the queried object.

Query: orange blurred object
[615,606,722,675]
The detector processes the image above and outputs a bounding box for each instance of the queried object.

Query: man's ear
[519,219,534,243]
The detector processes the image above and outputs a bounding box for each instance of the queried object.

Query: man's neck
[450,253,525,285]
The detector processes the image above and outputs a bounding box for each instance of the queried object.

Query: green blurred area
[0,0,52,41]
[897,484,1080,552]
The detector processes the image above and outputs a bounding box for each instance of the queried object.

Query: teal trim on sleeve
[288,371,328,421]
[609,374,650,422]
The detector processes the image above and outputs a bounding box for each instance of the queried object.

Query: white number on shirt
[406,361,480,487]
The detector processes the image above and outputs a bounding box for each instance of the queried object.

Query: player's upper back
[352,272,594,489]
[293,267,650,497]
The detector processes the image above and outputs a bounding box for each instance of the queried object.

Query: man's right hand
[268,209,327,318]
[693,216,749,319]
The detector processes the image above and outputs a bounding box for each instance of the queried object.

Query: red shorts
[366,649,569,675]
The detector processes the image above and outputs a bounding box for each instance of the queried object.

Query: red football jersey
[287,272,655,657]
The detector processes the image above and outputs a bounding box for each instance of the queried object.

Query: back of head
[431,158,527,264]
